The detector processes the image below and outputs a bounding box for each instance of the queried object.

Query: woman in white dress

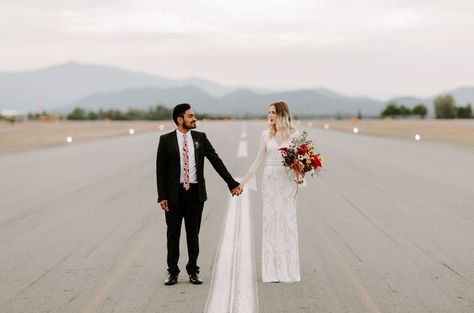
[241,101,301,283]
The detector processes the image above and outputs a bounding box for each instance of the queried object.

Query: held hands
[231,184,243,197]
[160,185,242,211]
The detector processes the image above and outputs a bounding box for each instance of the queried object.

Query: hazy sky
[1,0,474,99]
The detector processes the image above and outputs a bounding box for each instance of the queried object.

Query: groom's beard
[183,120,197,130]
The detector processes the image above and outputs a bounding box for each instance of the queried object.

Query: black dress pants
[165,184,204,276]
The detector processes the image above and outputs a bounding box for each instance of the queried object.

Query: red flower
[311,155,322,169]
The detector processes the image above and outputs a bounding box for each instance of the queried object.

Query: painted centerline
[204,128,257,313]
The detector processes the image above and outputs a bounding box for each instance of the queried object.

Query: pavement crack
[324,180,399,246]
[20,249,75,295]
[329,226,363,263]
[440,261,464,279]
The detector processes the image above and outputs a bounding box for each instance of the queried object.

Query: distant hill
[430,87,474,105]
[390,88,474,107]
[216,88,384,116]
[181,77,236,97]
[0,62,177,111]
[66,85,220,113]
[0,62,232,112]
[388,87,474,117]
[64,86,386,116]
[1,62,473,116]
[388,97,430,106]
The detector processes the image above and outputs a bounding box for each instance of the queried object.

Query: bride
[241,101,301,283]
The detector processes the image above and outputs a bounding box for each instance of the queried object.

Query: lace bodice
[241,129,299,185]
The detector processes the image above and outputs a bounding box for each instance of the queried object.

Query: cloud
[1,0,473,97]
[3,0,473,45]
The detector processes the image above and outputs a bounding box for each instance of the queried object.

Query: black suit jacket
[156,130,239,204]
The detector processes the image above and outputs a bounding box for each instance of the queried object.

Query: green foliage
[67,107,88,120]
[381,102,402,118]
[66,105,171,121]
[431,94,474,119]
[100,109,125,120]
[197,113,233,120]
[380,96,472,120]
[28,112,40,120]
[399,105,412,117]
[0,115,16,123]
[456,104,473,119]
[380,102,430,119]
[146,105,172,120]
[88,111,98,120]
[413,104,428,119]
[65,105,169,120]
[434,94,456,119]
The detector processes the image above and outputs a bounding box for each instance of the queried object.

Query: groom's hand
[159,200,169,212]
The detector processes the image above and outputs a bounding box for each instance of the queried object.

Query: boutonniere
[194,140,201,149]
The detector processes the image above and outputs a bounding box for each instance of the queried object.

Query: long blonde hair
[268,101,295,138]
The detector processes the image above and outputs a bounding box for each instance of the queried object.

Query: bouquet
[278,130,322,185]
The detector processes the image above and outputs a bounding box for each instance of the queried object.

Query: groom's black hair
[173,103,191,125]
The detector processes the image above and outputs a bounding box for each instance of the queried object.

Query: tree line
[66,105,172,120]
[22,105,251,122]
[433,95,472,119]
[380,94,472,119]
[381,103,428,119]
[63,105,239,121]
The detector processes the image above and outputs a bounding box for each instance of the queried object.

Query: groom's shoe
[189,272,203,285]
[164,273,178,286]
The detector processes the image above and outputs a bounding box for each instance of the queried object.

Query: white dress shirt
[176,129,197,184]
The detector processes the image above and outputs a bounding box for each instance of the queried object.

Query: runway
[0,121,473,313]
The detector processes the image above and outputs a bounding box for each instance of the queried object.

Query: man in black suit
[156,103,242,286]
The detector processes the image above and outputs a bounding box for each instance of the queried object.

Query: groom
[156,103,242,286]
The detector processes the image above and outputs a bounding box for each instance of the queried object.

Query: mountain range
[1,62,473,117]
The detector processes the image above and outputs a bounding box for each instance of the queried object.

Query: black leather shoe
[189,272,203,285]
[164,273,178,286]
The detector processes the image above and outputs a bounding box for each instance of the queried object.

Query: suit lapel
[190,131,199,166]
[190,130,198,165]
[171,130,179,157]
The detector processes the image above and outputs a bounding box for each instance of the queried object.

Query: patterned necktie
[182,134,190,190]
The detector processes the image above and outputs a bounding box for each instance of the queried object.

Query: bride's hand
[231,185,243,196]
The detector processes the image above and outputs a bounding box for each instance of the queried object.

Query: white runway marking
[237,141,247,158]
[241,123,247,139]
[205,130,257,313]
[238,123,248,158]
[204,191,257,313]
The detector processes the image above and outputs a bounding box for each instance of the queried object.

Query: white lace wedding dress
[242,129,301,283]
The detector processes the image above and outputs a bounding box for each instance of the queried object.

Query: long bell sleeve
[241,131,267,187]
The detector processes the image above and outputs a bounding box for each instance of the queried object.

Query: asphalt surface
[1,121,473,313]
